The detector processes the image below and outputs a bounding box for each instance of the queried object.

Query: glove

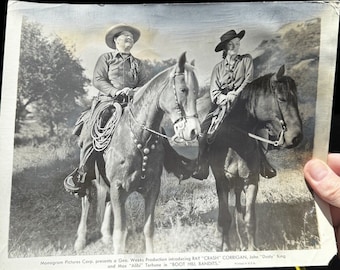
[115,87,132,97]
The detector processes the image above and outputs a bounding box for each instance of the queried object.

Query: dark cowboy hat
[105,24,141,49]
[215,30,245,52]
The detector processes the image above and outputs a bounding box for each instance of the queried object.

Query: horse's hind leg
[235,179,258,251]
[94,161,112,245]
[94,178,111,245]
[244,182,258,251]
[74,193,90,251]
[143,181,160,253]
[234,186,247,251]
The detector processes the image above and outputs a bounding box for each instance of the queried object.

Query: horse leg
[100,201,112,245]
[211,164,232,251]
[110,186,128,254]
[94,164,112,245]
[74,193,90,251]
[143,181,160,253]
[234,184,247,251]
[243,181,258,251]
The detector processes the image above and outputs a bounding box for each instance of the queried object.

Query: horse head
[159,52,201,142]
[252,65,303,149]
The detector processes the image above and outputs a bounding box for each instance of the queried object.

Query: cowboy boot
[64,148,97,196]
[64,167,87,194]
[192,133,210,180]
[259,150,276,179]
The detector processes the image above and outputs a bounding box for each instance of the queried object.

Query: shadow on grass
[8,145,319,257]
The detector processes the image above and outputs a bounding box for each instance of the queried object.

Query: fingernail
[309,160,329,181]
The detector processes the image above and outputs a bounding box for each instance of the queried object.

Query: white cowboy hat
[105,24,141,49]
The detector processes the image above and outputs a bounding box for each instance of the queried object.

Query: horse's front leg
[101,201,112,245]
[74,193,90,251]
[234,184,247,251]
[212,164,232,251]
[110,185,128,254]
[243,179,258,251]
[143,179,161,253]
[94,177,112,246]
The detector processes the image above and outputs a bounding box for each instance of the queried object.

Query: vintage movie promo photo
[0,1,339,269]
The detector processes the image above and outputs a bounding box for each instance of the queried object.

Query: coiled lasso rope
[91,102,123,152]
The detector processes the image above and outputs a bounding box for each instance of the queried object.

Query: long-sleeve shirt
[210,53,254,105]
[93,50,148,96]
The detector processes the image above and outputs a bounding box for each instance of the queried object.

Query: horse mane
[132,62,197,104]
[236,73,272,118]
[132,66,174,104]
[239,72,297,118]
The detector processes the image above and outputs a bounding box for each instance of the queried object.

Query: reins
[127,105,171,140]
[231,77,287,147]
[232,120,286,147]
[127,69,198,144]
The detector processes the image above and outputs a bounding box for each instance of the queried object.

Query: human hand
[226,91,237,102]
[304,153,340,257]
[115,87,132,97]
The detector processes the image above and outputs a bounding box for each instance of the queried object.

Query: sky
[7,1,333,95]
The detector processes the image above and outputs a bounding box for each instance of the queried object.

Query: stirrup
[207,105,227,143]
[64,168,82,193]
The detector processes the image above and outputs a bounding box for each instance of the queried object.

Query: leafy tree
[16,17,89,135]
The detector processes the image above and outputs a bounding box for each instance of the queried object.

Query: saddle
[206,105,229,144]
[72,94,128,151]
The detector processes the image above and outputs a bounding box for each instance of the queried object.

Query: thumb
[304,159,340,208]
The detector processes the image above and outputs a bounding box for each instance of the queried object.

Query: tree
[16,17,89,135]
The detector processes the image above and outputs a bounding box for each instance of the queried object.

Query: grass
[8,124,319,257]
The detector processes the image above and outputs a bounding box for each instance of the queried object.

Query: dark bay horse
[74,52,200,253]
[208,65,303,251]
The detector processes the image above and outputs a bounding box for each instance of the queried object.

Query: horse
[74,52,201,254]
[207,65,303,251]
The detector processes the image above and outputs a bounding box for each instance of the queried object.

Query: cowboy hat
[105,24,141,49]
[215,30,245,52]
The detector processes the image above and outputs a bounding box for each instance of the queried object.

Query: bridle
[170,71,198,143]
[128,69,198,144]
[234,77,287,147]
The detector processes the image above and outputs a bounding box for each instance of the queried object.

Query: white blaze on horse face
[172,71,200,142]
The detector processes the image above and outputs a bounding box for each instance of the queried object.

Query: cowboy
[193,29,276,180]
[64,24,148,195]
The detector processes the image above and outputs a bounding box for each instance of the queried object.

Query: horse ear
[178,52,187,73]
[276,65,285,80]
[190,59,195,67]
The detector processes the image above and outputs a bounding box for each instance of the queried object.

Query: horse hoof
[222,245,230,252]
[74,239,86,251]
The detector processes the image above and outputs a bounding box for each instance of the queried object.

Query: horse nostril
[292,133,303,147]
[180,87,188,94]
[190,129,197,139]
